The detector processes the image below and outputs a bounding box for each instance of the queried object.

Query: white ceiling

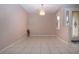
[21,4,79,14]
[21,4,63,14]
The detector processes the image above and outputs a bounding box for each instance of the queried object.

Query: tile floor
[0,36,79,54]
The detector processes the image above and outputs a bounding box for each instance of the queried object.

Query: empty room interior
[0,4,79,54]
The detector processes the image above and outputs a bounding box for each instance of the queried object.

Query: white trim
[57,36,78,48]
[0,38,23,53]
[0,32,26,53]
[31,35,56,37]
[57,36,68,45]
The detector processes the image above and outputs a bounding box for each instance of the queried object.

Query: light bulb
[39,10,45,16]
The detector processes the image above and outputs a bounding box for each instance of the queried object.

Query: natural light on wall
[57,15,60,30]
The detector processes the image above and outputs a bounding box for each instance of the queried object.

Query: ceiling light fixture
[39,4,45,16]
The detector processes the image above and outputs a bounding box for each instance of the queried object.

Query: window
[57,15,60,30]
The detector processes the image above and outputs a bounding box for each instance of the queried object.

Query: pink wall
[0,5,28,50]
[28,13,57,36]
[56,8,69,42]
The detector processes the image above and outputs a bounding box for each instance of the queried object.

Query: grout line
[57,36,78,48]
[57,36,68,45]
[0,39,22,53]
[39,42,41,54]
[31,35,56,37]
[0,33,26,53]
[46,41,51,54]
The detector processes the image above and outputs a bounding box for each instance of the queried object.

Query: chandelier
[39,4,45,16]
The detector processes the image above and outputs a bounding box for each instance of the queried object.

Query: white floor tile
[1,36,79,54]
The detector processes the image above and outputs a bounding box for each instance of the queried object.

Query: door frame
[69,8,79,41]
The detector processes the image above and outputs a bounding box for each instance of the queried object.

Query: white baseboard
[57,36,79,48]
[0,33,26,53]
[31,35,56,37]
[0,38,23,53]
[57,36,68,45]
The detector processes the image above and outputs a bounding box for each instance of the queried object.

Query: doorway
[71,11,79,42]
